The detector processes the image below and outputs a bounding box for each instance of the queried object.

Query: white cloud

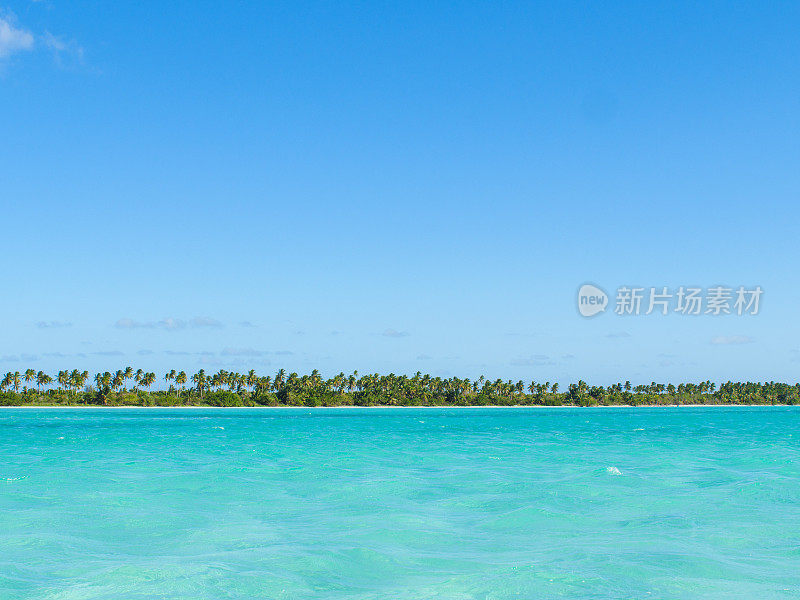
[160,318,187,330]
[42,31,66,52]
[116,318,156,329]
[191,317,223,328]
[711,335,754,345]
[115,316,224,330]
[382,328,409,338]
[220,348,266,357]
[0,16,34,59]
[0,353,38,362]
[510,355,553,367]
[36,320,72,329]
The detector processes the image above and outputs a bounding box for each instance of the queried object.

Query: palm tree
[165,369,176,392]
[11,372,21,393]
[94,372,111,404]
[23,369,35,393]
[68,369,81,396]
[112,370,124,393]
[35,371,50,393]
[68,370,88,397]
[191,369,206,397]
[140,372,156,391]
[122,366,134,391]
[255,376,272,395]
[134,369,144,391]
[246,370,256,393]
[226,372,240,392]
[274,369,286,391]
[175,371,187,397]
[57,370,68,391]
[286,372,298,390]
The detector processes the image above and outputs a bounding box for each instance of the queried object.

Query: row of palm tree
[2,367,798,406]
[0,368,160,395]
[1,367,558,399]
[1,369,54,394]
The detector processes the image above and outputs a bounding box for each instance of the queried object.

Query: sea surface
[1,407,799,599]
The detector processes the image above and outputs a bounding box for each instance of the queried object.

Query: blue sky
[1,1,798,384]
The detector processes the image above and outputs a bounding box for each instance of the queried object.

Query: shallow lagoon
[2,407,799,599]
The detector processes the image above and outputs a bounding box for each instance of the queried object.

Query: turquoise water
[1,407,799,599]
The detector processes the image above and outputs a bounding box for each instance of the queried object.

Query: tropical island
[0,367,798,406]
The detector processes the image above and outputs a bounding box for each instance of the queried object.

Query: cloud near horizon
[197,356,271,368]
[220,348,266,357]
[711,335,755,345]
[115,317,224,330]
[382,328,409,338]
[510,355,553,367]
[36,320,72,329]
[1,353,38,363]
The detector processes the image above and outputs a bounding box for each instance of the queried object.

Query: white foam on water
[212,426,224,430]
[606,466,622,476]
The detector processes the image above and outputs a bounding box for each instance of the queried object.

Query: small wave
[212,426,225,430]
[606,466,622,476]
[4,476,28,482]
[633,428,644,431]
[57,436,65,440]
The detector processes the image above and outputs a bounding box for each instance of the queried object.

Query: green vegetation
[0,368,798,406]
